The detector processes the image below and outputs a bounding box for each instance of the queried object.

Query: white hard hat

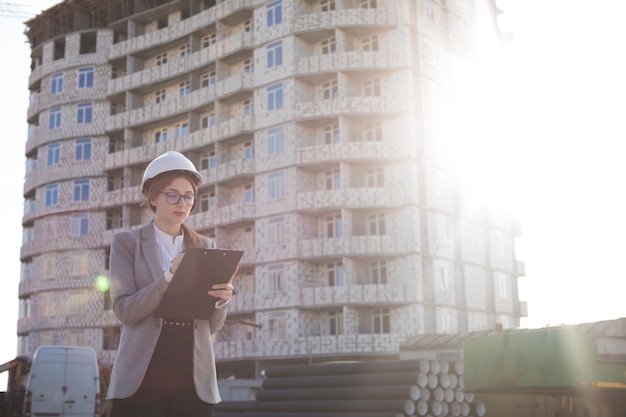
[141,151,202,193]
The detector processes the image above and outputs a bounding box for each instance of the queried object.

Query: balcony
[297,187,418,212]
[187,202,255,229]
[296,141,413,165]
[298,235,417,259]
[295,8,397,36]
[108,0,256,60]
[296,50,408,77]
[295,96,407,120]
[214,333,401,360]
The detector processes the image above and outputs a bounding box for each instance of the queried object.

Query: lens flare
[94,275,110,292]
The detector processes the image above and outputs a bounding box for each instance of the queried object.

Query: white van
[23,346,100,417]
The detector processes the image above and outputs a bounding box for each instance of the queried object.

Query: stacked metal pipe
[215,359,486,417]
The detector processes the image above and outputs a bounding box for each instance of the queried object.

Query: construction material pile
[215,359,486,417]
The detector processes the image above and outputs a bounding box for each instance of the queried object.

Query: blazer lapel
[140,222,164,282]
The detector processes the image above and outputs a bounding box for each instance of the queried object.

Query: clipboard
[154,247,244,319]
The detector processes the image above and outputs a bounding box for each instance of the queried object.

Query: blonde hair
[142,170,203,249]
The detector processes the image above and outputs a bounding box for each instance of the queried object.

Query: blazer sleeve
[109,231,169,325]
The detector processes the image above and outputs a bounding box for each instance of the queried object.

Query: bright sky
[1,0,624,387]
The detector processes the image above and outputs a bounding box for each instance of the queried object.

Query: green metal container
[463,325,626,393]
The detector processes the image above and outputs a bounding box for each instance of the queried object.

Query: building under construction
[18,0,523,377]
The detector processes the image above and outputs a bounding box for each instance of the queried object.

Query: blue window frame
[266,0,282,26]
[71,213,89,236]
[45,184,59,207]
[47,143,60,166]
[78,67,94,88]
[75,138,92,161]
[267,41,283,68]
[267,171,285,200]
[77,103,93,124]
[50,73,63,95]
[73,179,90,201]
[267,83,284,111]
[267,126,284,155]
[49,107,62,129]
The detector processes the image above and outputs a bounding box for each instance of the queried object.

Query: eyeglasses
[160,192,196,206]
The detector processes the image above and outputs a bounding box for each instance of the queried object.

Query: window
[199,194,210,212]
[43,255,56,280]
[243,58,253,73]
[363,78,381,96]
[370,260,387,284]
[326,214,342,238]
[426,0,435,25]
[201,113,216,128]
[267,171,285,200]
[366,167,384,187]
[266,126,284,155]
[45,184,59,208]
[75,138,92,161]
[368,213,386,235]
[179,43,190,58]
[70,252,88,276]
[155,89,166,104]
[321,37,336,54]
[267,41,283,68]
[47,143,60,166]
[201,71,216,87]
[362,35,379,52]
[372,308,390,333]
[67,331,85,346]
[321,80,338,100]
[78,67,94,88]
[67,291,87,315]
[155,52,168,66]
[50,72,63,94]
[433,266,446,295]
[73,179,90,201]
[179,81,190,97]
[103,327,120,349]
[365,122,383,141]
[49,107,62,130]
[39,292,56,315]
[77,103,93,124]
[244,184,254,203]
[243,99,253,116]
[268,264,285,292]
[71,214,89,236]
[327,262,344,286]
[496,272,509,299]
[202,33,216,48]
[268,216,285,245]
[321,0,336,12]
[266,0,282,27]
[244,141,254,159]
[495,231,505,257]
[324,124,340,144]
[325,168,340,190]
[360,0,377,8]
[268,312,287,339]
[267,83,284,111]
[155,129,168,143]
[327,309,344,335]
[174,123,189,139]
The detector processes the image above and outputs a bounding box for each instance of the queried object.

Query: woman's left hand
[208,266,239,304]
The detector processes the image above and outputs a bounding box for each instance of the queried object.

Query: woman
[106,151,236,417]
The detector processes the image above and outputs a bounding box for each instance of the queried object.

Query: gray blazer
[106,221,225,403]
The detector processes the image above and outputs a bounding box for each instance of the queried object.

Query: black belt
[163,319,193,327]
